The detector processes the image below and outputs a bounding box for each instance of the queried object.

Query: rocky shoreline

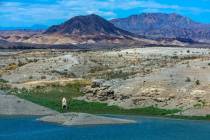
[0,90,135,126]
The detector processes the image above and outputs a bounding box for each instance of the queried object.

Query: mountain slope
[45,14,135,38]
[111,13,210,42]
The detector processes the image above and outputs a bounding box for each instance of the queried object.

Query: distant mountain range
[1,13,210,43]
[111,13,210,43]
[1,13,210,48]
[45,13,210,43]
[0,24,48,31]
[45,14,135,39]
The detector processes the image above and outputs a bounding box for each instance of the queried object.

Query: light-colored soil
[39,112,136,126]
[0,90,57,115]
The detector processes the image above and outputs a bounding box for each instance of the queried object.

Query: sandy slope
[0,90,57,115]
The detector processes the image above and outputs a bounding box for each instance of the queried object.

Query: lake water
[1,115,210,140]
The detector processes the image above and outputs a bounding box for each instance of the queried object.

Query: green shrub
[29,76,33,80]
[41,75,46,79]
[185,77,191,82]
[0,79,8,83]
[195,80,200,85]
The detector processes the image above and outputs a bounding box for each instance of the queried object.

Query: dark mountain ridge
[111,13,210,42]
[45,14,135,38]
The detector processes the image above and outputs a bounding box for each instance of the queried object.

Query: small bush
[171,55,178,59]
[118,54,123,57]
[0,79,8,83]
[195,80,200,85]
[185,77,191,82]
[41,75,47,79]
[98,70,137,80]
[17,60,26,67]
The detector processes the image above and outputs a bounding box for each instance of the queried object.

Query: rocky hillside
[111,13,210,43]
[45,14,135,38]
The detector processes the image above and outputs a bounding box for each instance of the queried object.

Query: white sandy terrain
[39,112,136,126]
[0,90,57,115]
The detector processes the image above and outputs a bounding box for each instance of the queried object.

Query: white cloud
[1,0,210,27]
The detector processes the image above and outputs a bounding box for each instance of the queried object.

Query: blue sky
[1,0,210,29]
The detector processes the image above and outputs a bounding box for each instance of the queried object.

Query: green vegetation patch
[16,82,84,112]
[15,82,179,116]
[0,79,8,83]
[0,79,10,91]
[171,115,210,121]
[70,100,180,116]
